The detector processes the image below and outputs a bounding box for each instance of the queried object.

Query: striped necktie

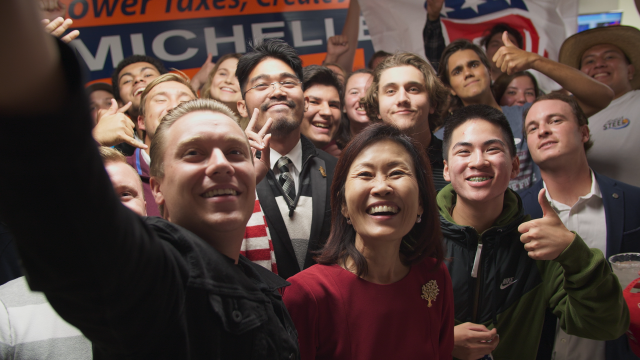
[276,156,296,205]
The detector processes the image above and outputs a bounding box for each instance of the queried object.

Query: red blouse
[283,258,454,360]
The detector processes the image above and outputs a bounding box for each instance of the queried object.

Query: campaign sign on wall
[61,0,375,83]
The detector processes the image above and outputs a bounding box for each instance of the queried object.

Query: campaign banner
[60,0,375,82]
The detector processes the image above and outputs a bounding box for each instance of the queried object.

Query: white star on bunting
[441,5,457,17]
[460,0,486,13]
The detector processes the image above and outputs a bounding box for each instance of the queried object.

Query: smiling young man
[436,104,628,360]
[559,26,640,187]
[103,55,169,156]
[236,39,337,280]
[362,52,450,191]
[520,93,640,360]
[124,73,198,217]
[0,3,299,356]
[437,38,614,191]
[299,65,344,157]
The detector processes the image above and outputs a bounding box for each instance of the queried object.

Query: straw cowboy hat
[558,25,640,90]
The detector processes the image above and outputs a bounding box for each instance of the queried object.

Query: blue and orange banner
[61,0,375,82]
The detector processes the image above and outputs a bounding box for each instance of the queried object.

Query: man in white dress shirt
[520,92,640,360]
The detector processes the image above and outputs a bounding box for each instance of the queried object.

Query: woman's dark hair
[316,123,444,276]
[437,39,492,111]
[236,39,304,97]
[368,50,392,69]
[480,23,523,50]
[492,71,539,105]
[344,68,374,89]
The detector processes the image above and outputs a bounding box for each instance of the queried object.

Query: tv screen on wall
[578,12,623,32]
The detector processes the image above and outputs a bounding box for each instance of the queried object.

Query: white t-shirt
[587,90,640,187]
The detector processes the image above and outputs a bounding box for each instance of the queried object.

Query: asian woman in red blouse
[283,123,454,359]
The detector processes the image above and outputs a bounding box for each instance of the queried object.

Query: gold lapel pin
[319,166,326,178]
[421,280,439,307]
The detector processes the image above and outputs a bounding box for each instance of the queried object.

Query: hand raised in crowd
[42,17,79,44]
[492,31,540,75]
[245,108,272,184]
[190,53,216,92]
[453,323,499,360]
[92,99,147,149]
[426,0,446,21]
[326,35,350,58]
[518,189,576,260]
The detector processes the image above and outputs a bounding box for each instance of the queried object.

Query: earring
[347,218,352,225]
[416,214,422,223]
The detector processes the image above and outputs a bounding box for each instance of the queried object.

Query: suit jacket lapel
[597,173,624,257]
[257,176,297,261]
[303,157,327,268]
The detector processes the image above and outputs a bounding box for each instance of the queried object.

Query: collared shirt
[545,170,606,360]
[270,139,303,193]
[141,148,150,166]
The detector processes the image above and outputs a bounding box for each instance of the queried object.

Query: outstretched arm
[423,0,446,71]
[324,0,360,72]
[492,32,614,116]
[0,0,186,351]
[1,0,64,116]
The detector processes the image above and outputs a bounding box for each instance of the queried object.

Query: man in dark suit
[520,92,640,360]
[236,40,337,279]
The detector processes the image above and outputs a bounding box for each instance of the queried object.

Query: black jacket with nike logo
[437,184,628,360]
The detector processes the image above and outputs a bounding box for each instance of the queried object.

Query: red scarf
[240,193,277,274]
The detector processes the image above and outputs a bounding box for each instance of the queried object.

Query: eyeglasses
[244,80,302,97]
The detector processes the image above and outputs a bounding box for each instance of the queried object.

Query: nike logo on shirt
[500,278,518,290]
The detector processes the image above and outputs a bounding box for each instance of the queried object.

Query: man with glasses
[237,39,337,280]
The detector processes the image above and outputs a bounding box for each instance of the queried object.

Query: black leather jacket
[0,40,299,360]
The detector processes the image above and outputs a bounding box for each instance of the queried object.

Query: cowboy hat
[558,25,640,90]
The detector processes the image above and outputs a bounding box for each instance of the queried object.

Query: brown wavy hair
[316,123,444,276]
[362,53,449,133]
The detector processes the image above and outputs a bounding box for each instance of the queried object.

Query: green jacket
[437,184,629,360]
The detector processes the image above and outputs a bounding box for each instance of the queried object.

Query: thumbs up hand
[491,31,540,75]
[517,189,575,260]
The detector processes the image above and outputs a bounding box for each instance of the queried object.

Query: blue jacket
[520,173,640,360]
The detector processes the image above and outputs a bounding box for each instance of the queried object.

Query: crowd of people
[1,0,639,359]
